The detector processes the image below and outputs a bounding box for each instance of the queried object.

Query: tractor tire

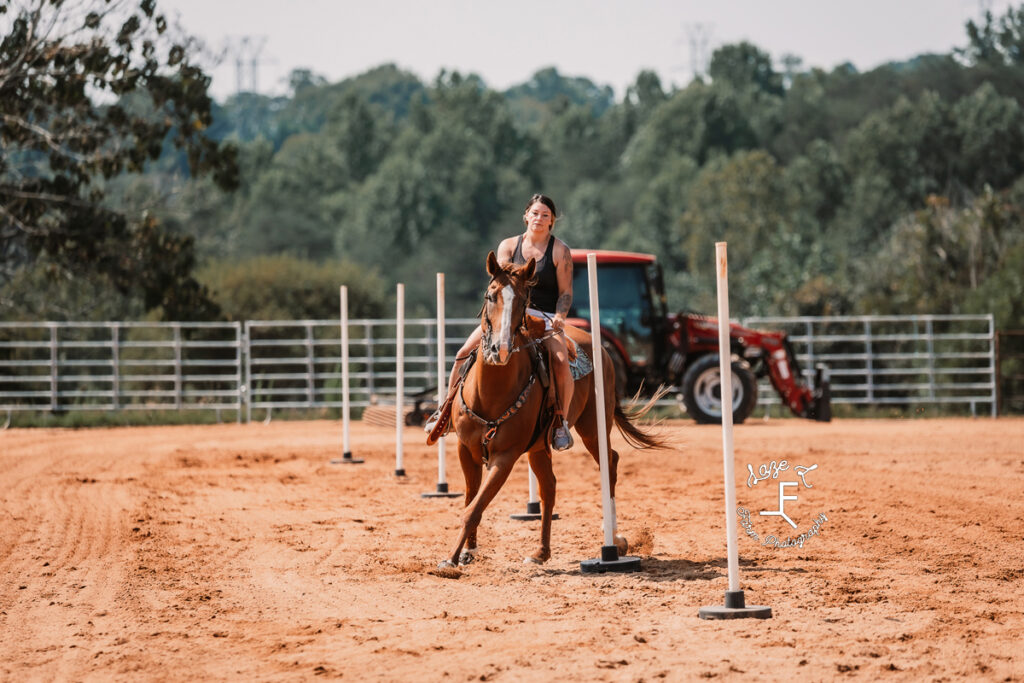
[681,354,758,425]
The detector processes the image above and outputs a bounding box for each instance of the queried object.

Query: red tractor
[567,250,831,424]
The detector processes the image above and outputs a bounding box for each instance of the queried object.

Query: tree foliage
[0,0,237,319]
[7,1,1024,331]
[198,254,385,322]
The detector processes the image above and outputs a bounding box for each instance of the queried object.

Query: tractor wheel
[681,354,758,424]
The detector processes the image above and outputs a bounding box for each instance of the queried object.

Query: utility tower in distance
[224,35,274,94]
[685,22,713,80]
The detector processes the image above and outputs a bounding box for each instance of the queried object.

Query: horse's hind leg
[578,431,620,499]
[444,453,517,568]
[525,447,556,564]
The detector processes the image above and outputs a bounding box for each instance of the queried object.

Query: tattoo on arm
[556,292,572,317]
[555,250,573,317]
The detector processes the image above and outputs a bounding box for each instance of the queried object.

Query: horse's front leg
[525,447,556,564]
[458,441,482,564]
[442,452,517,568]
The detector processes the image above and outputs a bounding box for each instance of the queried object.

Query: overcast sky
[158,0,1014,102]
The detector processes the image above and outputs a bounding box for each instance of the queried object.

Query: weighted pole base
[511,501,559,521]
[421,482,461,498]
[394,469,406,477]
[510,511,560,521]
[330,451,364,465]
[580,545,642,573]
[699,590,772,619]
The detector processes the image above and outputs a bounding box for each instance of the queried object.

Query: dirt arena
[1,416,1022,681]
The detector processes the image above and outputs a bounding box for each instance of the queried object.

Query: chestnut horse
[441,252,667,568]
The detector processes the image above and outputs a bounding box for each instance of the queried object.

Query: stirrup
[551,418,573,451]
[423,408,450,436]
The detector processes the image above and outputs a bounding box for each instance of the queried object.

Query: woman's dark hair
[524,193,557,219]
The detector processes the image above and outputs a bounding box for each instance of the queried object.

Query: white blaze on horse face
[498,284,514,363]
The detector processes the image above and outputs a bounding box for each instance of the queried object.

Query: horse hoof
[437,560,457,570]
[524,556,543,565]
[614,535,629,555]
[458,550,476,566]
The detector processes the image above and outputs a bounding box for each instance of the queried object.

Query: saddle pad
[569,339,593,380]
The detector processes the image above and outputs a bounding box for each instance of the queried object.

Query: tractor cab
[568,250,667,394]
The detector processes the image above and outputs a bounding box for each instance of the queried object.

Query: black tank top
[512,234,560,314]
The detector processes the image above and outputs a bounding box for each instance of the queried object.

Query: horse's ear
[522,257,536,280]
[486,251,500,277]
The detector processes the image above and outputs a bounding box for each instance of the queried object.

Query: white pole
[340,285,351,456]
[587,253,615,549]
[436,273,447,485]
[715,242,740,593]
[395,283,405,474]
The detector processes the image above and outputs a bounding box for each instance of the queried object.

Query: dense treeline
[4,4,1024,329]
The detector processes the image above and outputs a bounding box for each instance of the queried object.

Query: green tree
[0,0,237,320]
[960,4,1024,66]
[839,91,955,247]
[709,41,784,96]
[623,80,758,178]
[325,92,392,182]
[198,254,385,321]
[677,150,793,315]
[235,132,347,258]
[951,82,1024,191]
[855,189,1022,319]
[504,66,616,127]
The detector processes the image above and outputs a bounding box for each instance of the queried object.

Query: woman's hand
[551,314,565,332]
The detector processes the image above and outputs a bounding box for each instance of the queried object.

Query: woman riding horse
[439,250,668,567]
[426,193,576,451]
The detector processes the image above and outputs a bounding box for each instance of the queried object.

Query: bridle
[463,269,555,461]
[479,273,532,358]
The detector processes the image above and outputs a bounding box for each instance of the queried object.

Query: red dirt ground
[1,417,1023,681]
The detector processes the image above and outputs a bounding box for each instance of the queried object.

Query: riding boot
[424,353,477,438]
[423,407,450,437]
[551,416,573,451]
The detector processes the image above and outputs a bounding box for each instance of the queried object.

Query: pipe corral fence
[0,314,1000,421]
[745,315,997,417]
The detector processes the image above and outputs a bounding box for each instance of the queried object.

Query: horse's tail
[613,385,671,450]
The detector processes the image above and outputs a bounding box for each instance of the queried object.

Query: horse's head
[480,251,536,365]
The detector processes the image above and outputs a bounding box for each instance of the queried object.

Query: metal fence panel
[742,314,996,416]
[0,322,243,414]
[0,315,997,421]
[243,318,479,422]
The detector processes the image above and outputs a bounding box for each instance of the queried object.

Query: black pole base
[510,511,560,521]
[394,468,406,477]
[511,502,559,521]
[699,590,772,620]
[421,482,461,498]
[580,545,642,573]
[330,451,364,465]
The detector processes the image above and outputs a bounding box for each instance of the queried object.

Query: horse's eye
[485,292,497,303]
